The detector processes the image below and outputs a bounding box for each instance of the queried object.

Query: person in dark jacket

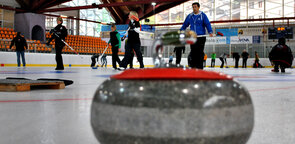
[232,52,240,68]
[46,17,68,70]
[180,2,213,69]
[9,32,28,67]
[241,49,249,68]
[269,37,293,73]
[119,11,144,69]
[91,54,99,67]
[174,46,185,65]
[108,24,121,70]
[219,53,227,68]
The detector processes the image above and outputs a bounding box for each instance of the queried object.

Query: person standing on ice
[9,32,28,67]
[211,52,216,68]
[180,2,213,69]
[119,11,144,69]
[174,46,185,65]
[46,17,68,70]
[241,49,249,68]
[101,54,107,67]
[108,24,121,70]
[269,37,293,73]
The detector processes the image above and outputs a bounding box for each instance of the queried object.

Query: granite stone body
[91,78,254,144]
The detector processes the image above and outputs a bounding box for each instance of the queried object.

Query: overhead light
[151,2,156,6]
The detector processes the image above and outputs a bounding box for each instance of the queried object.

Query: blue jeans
[16,51,26,67]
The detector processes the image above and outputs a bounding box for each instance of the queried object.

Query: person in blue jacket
[180,2,213,69]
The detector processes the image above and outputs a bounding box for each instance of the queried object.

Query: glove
[50,29,56,34]
[121,36,126,41]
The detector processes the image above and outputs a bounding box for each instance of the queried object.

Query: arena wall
[1,52,293,68]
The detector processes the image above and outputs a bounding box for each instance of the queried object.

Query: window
[61,0,115,37]
[170,4,184,23]
[249,2,254,9]
[215,0,230,21]
[258,1,263,8]
[266,0,283,18]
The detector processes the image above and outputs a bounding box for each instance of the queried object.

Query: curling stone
[91,68,254,144]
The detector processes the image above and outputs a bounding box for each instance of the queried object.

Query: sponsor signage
[206,37,227,45]
[252,36,261,44]
[230,36,253,44]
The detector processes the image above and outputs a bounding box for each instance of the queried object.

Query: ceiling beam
[38,0,72,10]
[0,5,26,12]
[15,0,29,9]
[38,5,96,13]
[98,0,122,24]
[39,0,187,13]
[97,0,186,9]
[140,0,189,20]
[43,13,111,25]
[140,4,160,18]
[31,0,51,11]
[100,0,124,23]
[110,6,124,23]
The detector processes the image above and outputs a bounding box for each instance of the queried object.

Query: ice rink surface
[0,67,294,144]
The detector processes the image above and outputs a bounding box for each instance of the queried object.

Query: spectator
[241,49,249,68]
[211,52,216,68]
[203,53,207,67]
[219,53,227,68]
[232,52,240,68]
[9,32,28,67]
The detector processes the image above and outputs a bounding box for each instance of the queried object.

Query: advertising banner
[206,37,227,45]
[230,36,253,44]
[252,36,261,44]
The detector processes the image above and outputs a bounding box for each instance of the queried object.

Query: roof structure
[0,0,189,24]
[97,0,189,24]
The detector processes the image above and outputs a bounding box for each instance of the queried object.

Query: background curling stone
[91,68,254,144]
